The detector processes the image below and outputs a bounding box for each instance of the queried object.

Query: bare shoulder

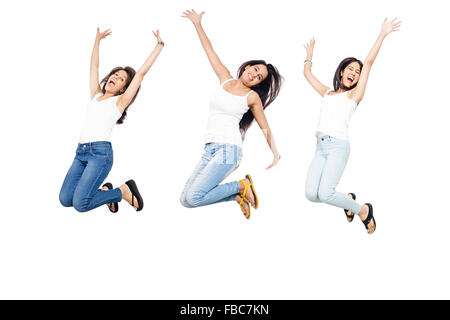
[220,76,234,86]
[346,87,357,97]
[247,91,261,107]
[91,88,102,100]
[318,87,331,97]
[346,88,356,98]
[219,71,233,84]
[346,88,362,104]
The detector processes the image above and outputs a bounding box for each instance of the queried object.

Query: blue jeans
[59,142,122,212]
[180,143,243,208]
[305,136,362,214]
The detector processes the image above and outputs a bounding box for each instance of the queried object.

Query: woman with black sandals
[303,18,401,234]
[59,27,164,213]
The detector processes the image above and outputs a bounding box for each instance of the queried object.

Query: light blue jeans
[305,135,362,214]
[180,143,243,208]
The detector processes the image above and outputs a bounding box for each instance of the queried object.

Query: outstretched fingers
[152,29,162,42]
[382,17,402,35]
[392,20,402,32]
[303,38,315,55]
[181,9,205,23]
[97,27,112,40]
[182,9,197,17]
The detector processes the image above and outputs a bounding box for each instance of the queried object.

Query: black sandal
[125,180,144,212]
[362,203,376,234]
[102,183,119,213]
[344,193,356,222]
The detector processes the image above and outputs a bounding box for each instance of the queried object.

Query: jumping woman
[179,9,282,219]
[59,27,164,213]
[303,18,401,234]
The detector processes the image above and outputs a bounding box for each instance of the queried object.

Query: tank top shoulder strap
[221,78,234,87]
[91,92,103,102]
[245,90,254,98]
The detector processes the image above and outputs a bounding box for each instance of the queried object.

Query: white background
[1,0,449,299]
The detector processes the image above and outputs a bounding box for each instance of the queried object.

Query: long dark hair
[237,60,283,136]
[333,57,363,92]
[100,66,140,124]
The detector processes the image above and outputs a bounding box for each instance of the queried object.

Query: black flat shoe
[344,193,356,222]
[362,203,376,234]
[102,182,119,213]
[125,179,144,212]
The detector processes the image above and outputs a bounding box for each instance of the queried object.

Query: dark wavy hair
[100,66,140,124]
[333,57,363,92]
[237,60,283,136]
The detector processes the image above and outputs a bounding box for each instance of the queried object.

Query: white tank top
[79,93,122,143]
[204,79,252,147]
[316,89,358,140]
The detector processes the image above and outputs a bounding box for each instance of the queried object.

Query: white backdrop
[1,0,449,299]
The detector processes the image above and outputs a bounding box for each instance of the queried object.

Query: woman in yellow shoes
[179,10,282,219]
[236,175,259,219]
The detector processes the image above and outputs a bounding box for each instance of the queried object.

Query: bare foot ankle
[120,184,138,210]
[236,195,250,219]
[358,205,376,234]
[102,185,114,211]
[346,193,355,221]
[239,179,255,207]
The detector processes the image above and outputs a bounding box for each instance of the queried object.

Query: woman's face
[105,70,128,94]
[241,64,269,87]
[340,62,361,88]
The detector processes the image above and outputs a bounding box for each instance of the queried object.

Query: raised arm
[182,9,232,83]
[116,30,164,113]
[248,93,281,170]
[303,38,329,97]
[90,28,111,99]
[350,18,401,104]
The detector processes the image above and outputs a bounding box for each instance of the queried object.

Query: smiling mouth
[347,76,354,85]
[108,80,116,87]
[248,73,254,81]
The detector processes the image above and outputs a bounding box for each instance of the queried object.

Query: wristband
[158,41,165,46]
[304,59,312,65]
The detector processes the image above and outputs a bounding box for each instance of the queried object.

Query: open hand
[381,17,401,37]
[152,29,163,43]
[96,28,111,41]
[303,38,315,59]
[182,9,205,24]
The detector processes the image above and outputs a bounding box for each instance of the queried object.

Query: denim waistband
[78,141,112,148]
[318,135,333,142]
[205,142,241,149]
[317,135,348,143]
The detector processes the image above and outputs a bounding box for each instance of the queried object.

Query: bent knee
[72,198,90,213]
[184,191,204,208]
[305,190,319,203]
[318,189,335,203]
[73,204,89,213]
[180,194,193,208]
[59,192,73,208]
